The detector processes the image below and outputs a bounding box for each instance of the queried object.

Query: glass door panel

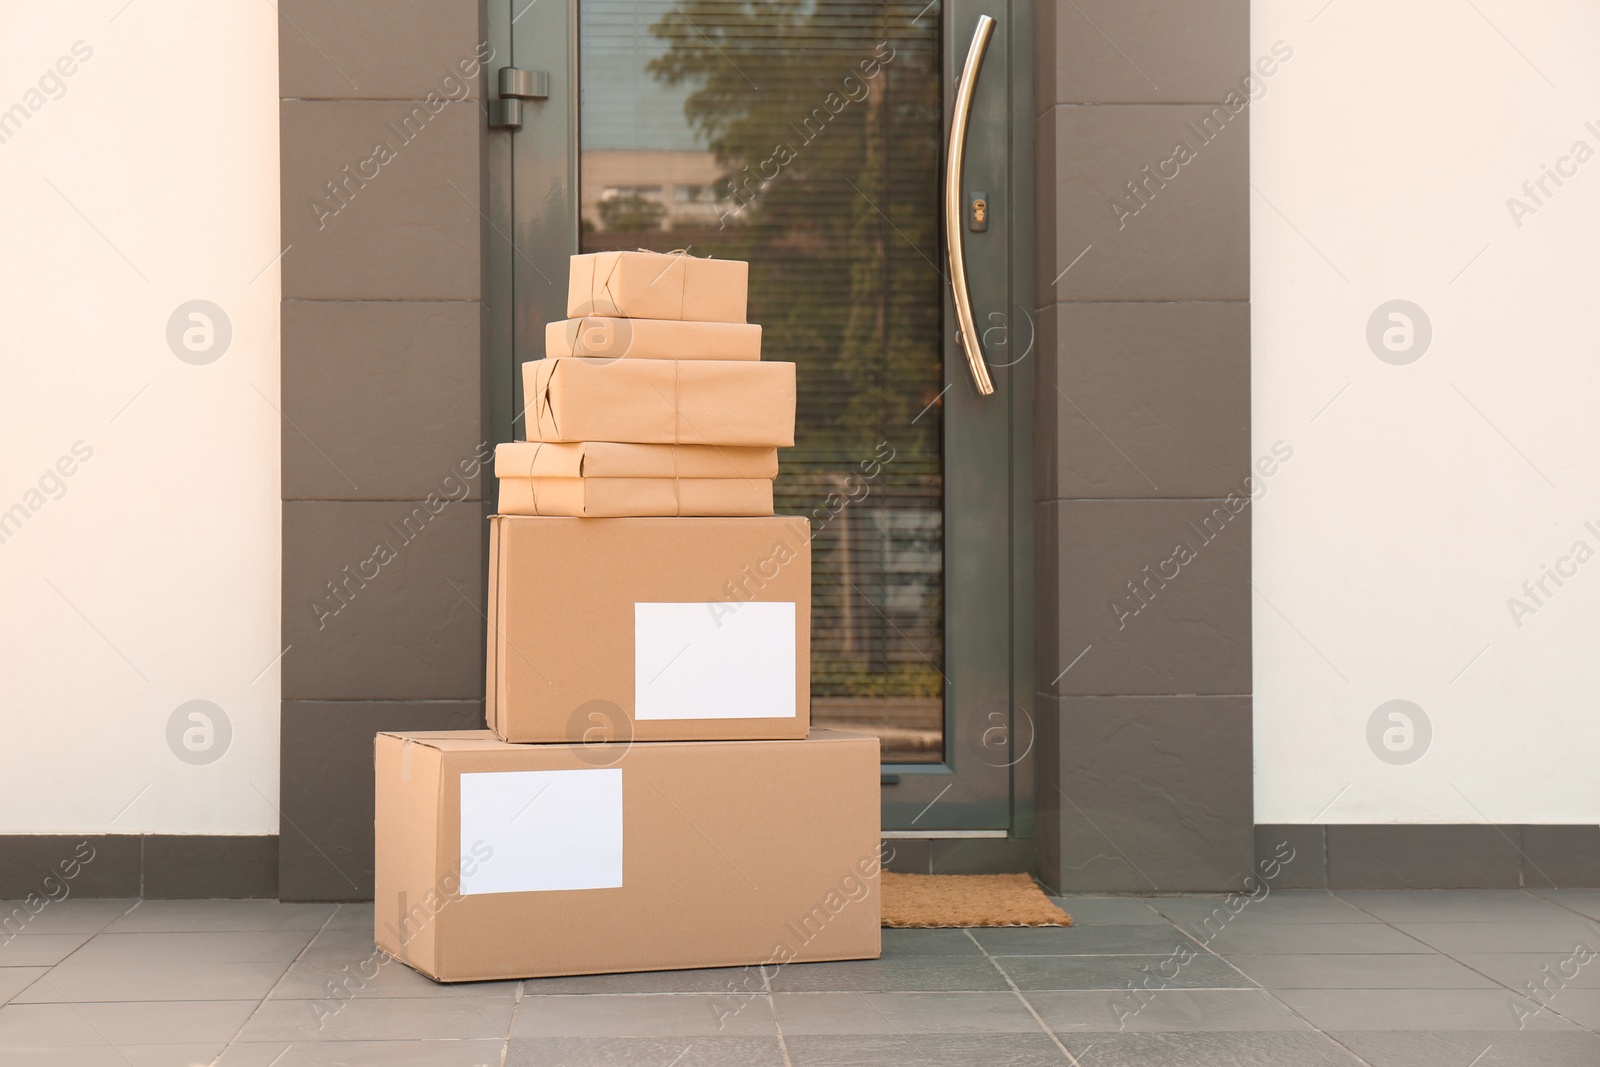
[490,0,1024,832]
[578,1,946,763]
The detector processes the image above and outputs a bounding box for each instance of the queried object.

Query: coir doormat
[881,872,1073,928]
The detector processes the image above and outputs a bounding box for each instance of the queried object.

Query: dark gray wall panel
[282,300,486,502]
[1039,301,1250,499]
[1044,694,1253,893]
[1032,0,1254,892]
[280,701,484,901]
[1042,498,1251,697]
[1036,0,1250,106]
[279,100,482,301]
[0,837,277,899]
[142,837,279,899]
[1255,824,1328,890]
[0,836,140,899]
[1326,825,1524,890]
[1038,103,1249,305]
[282,500,488,701]
[1520,825,1600,889]
[279,0,487,100]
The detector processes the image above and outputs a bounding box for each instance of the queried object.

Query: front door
[484,0,1031,837]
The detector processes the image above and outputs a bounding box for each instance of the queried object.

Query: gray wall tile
[1326,826,1525,889]
[0,836,139,899]
[1035,0,1251,106]
[1043,694,1253,893]
[1521,825,1600,889]
[282,300,487,501]
[1037,104,1248,304]
[143,837,278,898]
[1042,498,1251,696]
[280,700,483,901]
[1040,302,1250,499]
[282,500,488,701]
[1256,825,1328,890]
[279,0,489,100]
[280,100,482,301]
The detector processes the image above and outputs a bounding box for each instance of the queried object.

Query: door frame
[482,0,1034,841]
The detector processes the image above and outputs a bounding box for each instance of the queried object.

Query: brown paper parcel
[495,441,778,480]
[547,316,762,361]
[486,515,811,744]
[374,728,882,982]
[524,357,795,447]
[498,478,772,517]
[567,250,748,322]
[494,440,776,516]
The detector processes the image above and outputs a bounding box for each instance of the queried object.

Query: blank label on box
[634,601,796,720]
[459,768,623,895]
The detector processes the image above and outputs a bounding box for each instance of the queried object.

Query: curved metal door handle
[946,14,996,397]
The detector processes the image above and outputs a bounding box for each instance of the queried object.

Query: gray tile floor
[2,890,1599,1065]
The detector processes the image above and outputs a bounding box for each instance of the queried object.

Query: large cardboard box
[524,358,795,447]
[487,515,811,743]
[374,729,882,982]
[547,316,761,361]
[495,442,775,517]
[567,250,748,322]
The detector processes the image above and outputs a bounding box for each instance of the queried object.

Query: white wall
[1253,0,1600,823]
[0,2,281,833]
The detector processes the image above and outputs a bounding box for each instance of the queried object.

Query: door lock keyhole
[969,192,988,232]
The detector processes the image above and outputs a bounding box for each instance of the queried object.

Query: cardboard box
[567,250,748,322]
[524,358,795,447]
[374,728,882,982]
[494,441,776,517]
[547,316,762,361]
[486,515,811,744]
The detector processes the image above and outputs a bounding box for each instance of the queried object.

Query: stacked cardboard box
[375,251,882,981]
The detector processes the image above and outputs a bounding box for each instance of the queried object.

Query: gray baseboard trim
[0,835,278,899]
[1257,824,1600,889]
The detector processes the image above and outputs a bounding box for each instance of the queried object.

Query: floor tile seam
[13,975,145,1057]
[827,981,975,1063]
[1147,887,1361,928]
[499,982,527,1067]
[962,928,1082,1065]
[1526,891,1600,934]
[1171,917,1378,1067]
[1528,888,1600,925]
[1427,941,1596,1022]
[206,904,339,1063]
[766,990,796,1067]
[1314,897,1466,956]
[28,899,144,978]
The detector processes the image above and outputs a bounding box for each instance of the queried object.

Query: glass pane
[579,0,944,762]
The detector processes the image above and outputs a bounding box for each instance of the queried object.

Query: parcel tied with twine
[522,358,796,448]
[567,249,748,322]
[493,441,778,518]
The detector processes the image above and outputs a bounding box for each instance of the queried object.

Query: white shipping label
[634,601,797,719]
[458,768,623,895]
